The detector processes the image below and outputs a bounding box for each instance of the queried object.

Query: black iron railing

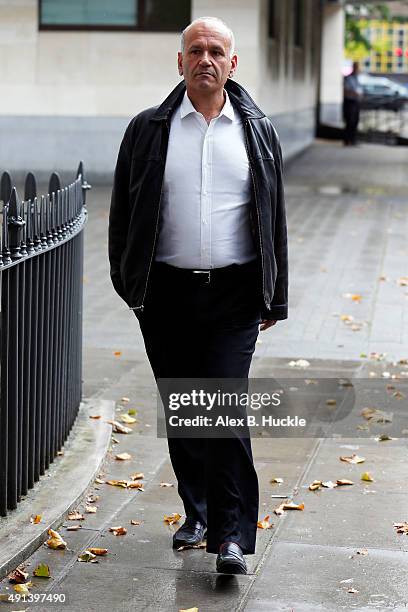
[0,163,90,516]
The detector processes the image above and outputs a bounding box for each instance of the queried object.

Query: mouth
[196,72,215,77]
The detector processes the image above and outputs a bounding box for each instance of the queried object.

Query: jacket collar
[151,78,265,122]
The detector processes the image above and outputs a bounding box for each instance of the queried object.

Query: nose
[199,51,211,66]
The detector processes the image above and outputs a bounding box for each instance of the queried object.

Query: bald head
[180,16,235,58]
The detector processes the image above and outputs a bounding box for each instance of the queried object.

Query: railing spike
[76,160,84,179]
[1,171,12,205]
[48,172,61,195]
[24,172,37,201]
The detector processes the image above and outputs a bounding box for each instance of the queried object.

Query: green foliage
[345,2,391,59]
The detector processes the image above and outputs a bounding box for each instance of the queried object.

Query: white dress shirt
[154,90,256,269]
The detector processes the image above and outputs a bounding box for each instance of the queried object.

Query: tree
[345,2,391,60]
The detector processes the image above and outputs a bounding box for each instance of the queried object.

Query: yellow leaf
[274,500,304,515]
[361,472,374,482]
[309,480,322,491]
[46,529,67,549]
[13,582,32,594]
[326,399,337,406]
[120,414,137,424]
[127,481,144,490]
[85,505,97,513]
[33,563,51,578]
[106,479,129,488]
[164,513,182,525]
[179,608,199,612]
[351,294,362,302]
[336,479,354,486]
[113,351,122,357]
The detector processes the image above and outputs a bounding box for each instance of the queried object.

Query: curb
[0,398,114,579]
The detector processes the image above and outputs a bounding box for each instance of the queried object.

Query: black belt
[153,260,257,285]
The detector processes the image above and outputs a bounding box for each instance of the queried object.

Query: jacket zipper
[243,120,267,310]
[131,119,170,313]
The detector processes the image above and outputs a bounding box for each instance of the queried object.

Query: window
[293,0,303,47]
[39,0,191,31]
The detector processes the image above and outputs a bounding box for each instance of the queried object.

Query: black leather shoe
[216,542,247,574]
[172,518,207,549]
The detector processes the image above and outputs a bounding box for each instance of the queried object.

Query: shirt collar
[179,90,235,122]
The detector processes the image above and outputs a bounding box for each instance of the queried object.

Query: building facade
[0,0,344,180]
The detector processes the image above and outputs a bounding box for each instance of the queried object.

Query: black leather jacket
[108,78,288,320]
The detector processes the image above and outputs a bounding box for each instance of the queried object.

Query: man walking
[108,16,288,574]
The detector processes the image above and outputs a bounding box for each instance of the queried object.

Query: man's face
[178,22,237,95]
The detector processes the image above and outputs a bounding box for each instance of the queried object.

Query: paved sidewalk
[1,141,407,611]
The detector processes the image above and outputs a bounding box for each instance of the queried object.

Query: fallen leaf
[115,452,132,461]
[77,551,97,563]
[121,397,130,403]
[120,414,137,424]
[392,391,405,400]
[33,563,51,578]
[356,549,368,555]
[30,514,41,524]
[106,479,129,488]
[87,548,108,556]
[176,542,207,551]
[309,480,322,491]
[274,500,304,515]
[375,434,395,442]
[393,522,408,534]
[106,419,132,434]
[87,494,99,504]
[164,513,182,525]
[130,520,143,526]
[89,415,101,419]
[95,478,105,484]
[257,515,274,529]
[66,525,82,531]
[85,505,97,513]
[322,481,337,488]
[8,568,29,583]
[113,351,122,357]
[397,276,408,286]
[270,477,284,484]
[46,529,67,549]
[361,407,393,423]
[128,408,137,415]
[109,526,127,536]
[68,511,84,521]
[326,399,337,406]
[340,454,365,464]
[13,582,32,594]
[336,479,354,486]
[361,472,374,482]
[351,294,362,302]
[160,482,174,488]
[128,481,144,490]
[347,587,359,594]
[179,608,199,612]
[130,472,144,480]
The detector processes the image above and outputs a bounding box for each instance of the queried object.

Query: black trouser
[343,99,360,145]
[136,260,261,554]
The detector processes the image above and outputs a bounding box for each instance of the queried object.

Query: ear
[177,51,183,76]
[229,53,238,78]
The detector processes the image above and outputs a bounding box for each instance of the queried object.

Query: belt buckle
[192,270,211,284]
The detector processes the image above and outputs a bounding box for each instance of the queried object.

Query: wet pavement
[0,141,407,611]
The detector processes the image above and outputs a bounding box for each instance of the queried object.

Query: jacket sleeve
[108,122,133,305]
[261,130,288,320]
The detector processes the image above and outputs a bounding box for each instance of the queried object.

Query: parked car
[358,73,408,111]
